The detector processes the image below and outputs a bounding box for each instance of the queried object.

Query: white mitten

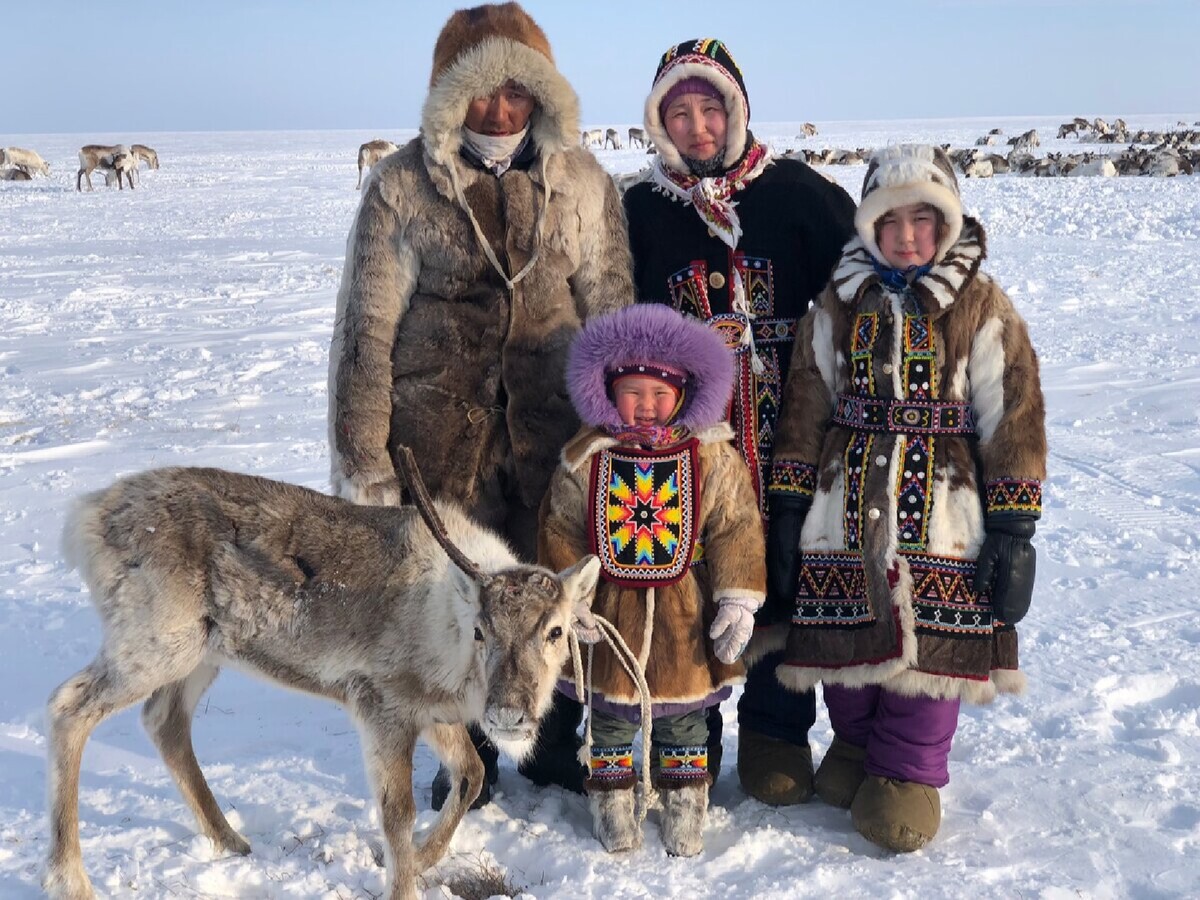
[709,596,762,664]
[572,600,602,645]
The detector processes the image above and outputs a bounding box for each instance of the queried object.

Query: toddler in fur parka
[539,303,765,857]
[766,144,1047,853]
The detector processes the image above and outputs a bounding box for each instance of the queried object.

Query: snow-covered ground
[2,115,1198,899]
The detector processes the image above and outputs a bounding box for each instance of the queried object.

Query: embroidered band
[657,745,709,783]
[985,478,1043,516]
[590,745,636,785]
[833,394,976,436]
[769,460,818,498]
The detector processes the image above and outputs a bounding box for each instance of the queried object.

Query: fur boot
[658,781,708,857]
[736,728,814,805]
[588,786,641,852]
[813,736,868,808]
[850,775,942,852]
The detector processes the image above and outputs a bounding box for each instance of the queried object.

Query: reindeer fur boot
[588,786,641,852]
[736,728,814,806]
[813,736,868,808]
[656,746,711,857]
[850,775,942,853]
[586,745,641,852]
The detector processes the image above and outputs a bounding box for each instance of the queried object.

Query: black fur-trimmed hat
[643,38,750,173]
[855,144,965,265]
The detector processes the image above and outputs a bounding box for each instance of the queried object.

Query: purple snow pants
[822,683,960,788]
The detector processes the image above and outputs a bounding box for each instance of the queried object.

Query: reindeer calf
[44,466,599,900]
[76,144,136,191]
[130,144,159,170]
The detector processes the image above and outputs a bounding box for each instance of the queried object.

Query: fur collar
[830,216,988,314]
[421,36,580,170]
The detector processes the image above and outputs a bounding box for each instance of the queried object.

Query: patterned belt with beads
[832,394,977,435]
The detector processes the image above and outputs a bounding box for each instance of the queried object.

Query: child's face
[613,375,681,427]
[877,203,939,269]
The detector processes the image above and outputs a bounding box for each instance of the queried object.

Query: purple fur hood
[566,304,734,432]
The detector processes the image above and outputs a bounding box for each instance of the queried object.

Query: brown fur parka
[328,13,633,558]
[541,424,766,707]
[764,218,1047,704]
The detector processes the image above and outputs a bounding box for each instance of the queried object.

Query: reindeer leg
[44,657,168,900]
[141,663,250,855]
[414,722,484,872]
[356,707,422,900]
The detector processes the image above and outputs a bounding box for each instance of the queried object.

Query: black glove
[973,514,1037,626]
[764,494,812,623]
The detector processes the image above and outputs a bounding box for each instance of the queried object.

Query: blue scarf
[873,259,932,292]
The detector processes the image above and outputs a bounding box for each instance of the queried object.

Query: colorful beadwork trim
[843,432,872,551]
[832,394,976,436]
[590,745,636,784]
[668,261,713,320]
[768,460,817,498]
[896,435,934,552]
[985,478,1043,516]
[850,312,878,396]
[590,441,700,587]
[658,745,709,783]
[793,552,873,626]
[908,553,993,635]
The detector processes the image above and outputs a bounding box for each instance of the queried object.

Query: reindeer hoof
[42,863,96,900]
[213,830,251,856]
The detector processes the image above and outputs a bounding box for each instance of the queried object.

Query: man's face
[464,81,536,135]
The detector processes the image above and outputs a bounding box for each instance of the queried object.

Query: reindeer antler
[394,445,486,584]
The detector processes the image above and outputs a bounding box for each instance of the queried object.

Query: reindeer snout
[481,707,538,761]
[483,707,527,734]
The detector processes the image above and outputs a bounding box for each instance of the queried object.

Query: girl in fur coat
[539,304,766,857]
[767,145,1047,852]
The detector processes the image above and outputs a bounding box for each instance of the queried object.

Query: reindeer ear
[558,555,600,610]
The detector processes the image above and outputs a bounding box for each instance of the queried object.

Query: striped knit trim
[831,217,988,311]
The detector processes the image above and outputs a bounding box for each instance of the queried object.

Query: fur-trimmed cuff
[586,745,636,792]
[654,745,712,789]
[768,460,817,499]
[984,478,1042,517]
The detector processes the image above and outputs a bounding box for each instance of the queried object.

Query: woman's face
[662,93,727,162]
[464,81,536,135]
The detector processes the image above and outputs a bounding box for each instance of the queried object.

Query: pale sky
[9,0,1198,134]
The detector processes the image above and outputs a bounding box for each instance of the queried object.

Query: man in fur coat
[622,37,856,806]
[327,2,634,808]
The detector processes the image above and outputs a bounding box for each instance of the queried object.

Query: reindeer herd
[3,117,1196,198]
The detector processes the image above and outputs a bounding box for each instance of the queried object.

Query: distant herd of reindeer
[0,143,159,189]
[3,117,1197,193]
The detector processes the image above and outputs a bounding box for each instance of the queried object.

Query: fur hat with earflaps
[422,2,579,164]
[855,144,965,265]
[567,305,734,433]
[643,38,750,173]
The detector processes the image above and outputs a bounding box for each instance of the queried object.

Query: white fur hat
[855,144,964,264]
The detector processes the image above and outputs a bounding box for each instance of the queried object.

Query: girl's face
[662,93,727,162]
[464,81,535,135]
[877,203,940,269]
[613,375,681,427]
